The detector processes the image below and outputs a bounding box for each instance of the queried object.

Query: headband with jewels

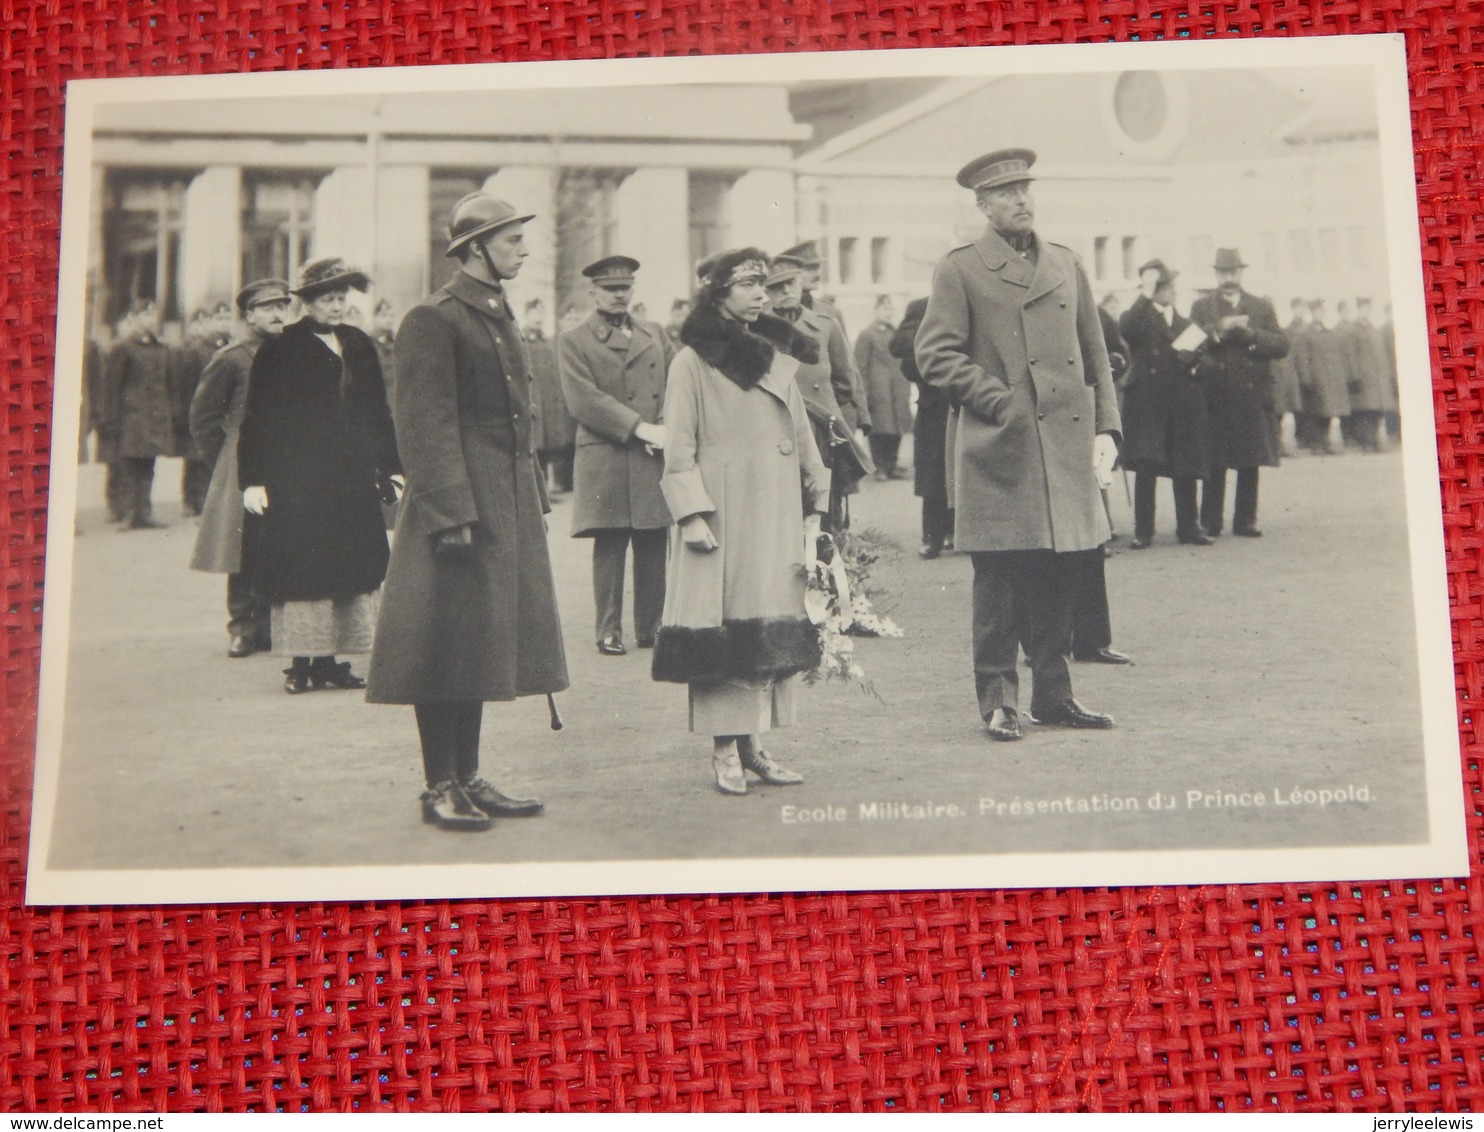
[724,259,768,287]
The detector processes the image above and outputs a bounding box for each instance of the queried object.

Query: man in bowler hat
[558,255,674,656]
[915,147,1121,741]
[1191,248,1289,537]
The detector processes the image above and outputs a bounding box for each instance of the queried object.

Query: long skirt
[271,592,378,657]
[688,676,796,736]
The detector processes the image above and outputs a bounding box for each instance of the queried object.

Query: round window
[1113,71,1168,143]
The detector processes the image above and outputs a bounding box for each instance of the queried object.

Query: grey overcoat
[855,320,912,437]
[558,312,673,536]
[915,227,1120,553]
[189,337,260,574]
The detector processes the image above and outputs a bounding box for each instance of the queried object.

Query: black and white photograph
[27,36,1466,904]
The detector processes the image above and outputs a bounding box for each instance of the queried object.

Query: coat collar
[445,270,513,319]
[972,225,1066,301]
[679,303,818,391]
[584,310,659,356]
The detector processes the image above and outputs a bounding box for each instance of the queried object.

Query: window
[557,168,628,312]
[243,172,321,289]
[837,237,859,285]
[1113,72,1168,143]
[1121,236,1137,281]
[688,172,732,274]
[871,237,891,284]
[1093,236,1110,282]
[102,172,189,324]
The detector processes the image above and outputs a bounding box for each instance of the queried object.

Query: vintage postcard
[28,34,1467,905]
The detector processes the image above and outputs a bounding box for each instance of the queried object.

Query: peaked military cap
[778,241,822,267]
[582,255,640,287]
[765,254,807,287]
[235,278,293,314]
[956,147,1037,191]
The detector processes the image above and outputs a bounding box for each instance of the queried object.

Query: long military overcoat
[527,328,576,452]
[792,307,868,433]
[558,312,673,536]
[1189,290,1289,469]
[1341,319,1397,414]
[1118,295,1211,479]
[914,227,1120,553]
[189,336,261,574]
[1305,324,1351,419]
[366,272,569,705]
[855,319,912,437]
[1280,319,1315,418]
[98,335,179,461]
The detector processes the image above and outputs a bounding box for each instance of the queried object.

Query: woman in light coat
[651,248,831,796]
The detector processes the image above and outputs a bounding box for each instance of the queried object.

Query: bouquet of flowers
[803,527,904,692]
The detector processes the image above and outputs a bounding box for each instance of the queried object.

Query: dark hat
[695,250,727,282]
[778,241,822,267]
[1212,248,1248,271]
[293,257,371,299]
[765,254,807,287]
[445,192,534,256]
[956,147,1036,191]
[699,247,770,291]
[582,255,640,288]
[235,278,293,314]
[1140,258,1178,287]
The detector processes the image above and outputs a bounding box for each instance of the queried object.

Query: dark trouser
[414,701,483,788]
[922,497,954,549]
[593,527,667,644]
[970,549,1082,718]
[181,457,211,514]
[226,572,270,645]
[540,447,575,493]
[1347,410,1382,450]
[1201,467,1259,534]
[104,462,129,521]
[1070,549,1112,656]
[869,433,901,476]
[118,456,156,526]
[1134,472,1201,540]
[1295,412,1323,451]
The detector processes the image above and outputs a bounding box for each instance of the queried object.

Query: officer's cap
[765,255,807,288]
[582,255,640,288]
[778,241,822,268]
[957,147,1037,191]
[236,278,293,315]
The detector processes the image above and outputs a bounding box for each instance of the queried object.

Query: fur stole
[679,303,821,390]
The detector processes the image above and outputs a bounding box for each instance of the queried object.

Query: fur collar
[680,303,820,389]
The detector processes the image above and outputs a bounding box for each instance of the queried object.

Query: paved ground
[41,442,1431,885]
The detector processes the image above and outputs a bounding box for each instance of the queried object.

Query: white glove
[680,514,717,552]
[242,485,269,515]
[803,513,822,570]
[634,422,666,450]
[1092,433,1118,490]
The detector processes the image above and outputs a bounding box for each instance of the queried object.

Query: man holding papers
[1191,248,1290,538]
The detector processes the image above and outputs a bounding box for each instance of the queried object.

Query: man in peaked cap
[1190,248,1290,537]
[558,254,675,656]
[367,192,568,833]
[189,277,294,657]
[779,240,849,337]
[915,146,1122,741]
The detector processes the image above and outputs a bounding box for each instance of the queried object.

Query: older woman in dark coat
[238,258,401,694]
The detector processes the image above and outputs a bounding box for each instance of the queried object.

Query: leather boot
[421,780,492,831]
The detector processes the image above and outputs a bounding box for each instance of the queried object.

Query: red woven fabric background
[2,0,1481,1112]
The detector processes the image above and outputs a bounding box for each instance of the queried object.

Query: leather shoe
[919,543,942,560]
[228,634,255,658]
[1031,699,1115,729]
[712,748,747,795]
[1234,526,1263,538]
[127,518,166,530]
[597,635,626,656]
[310,659,366,690]
[986,707,1022,741]
[421,780,492,831]
[740,747,803,785]
[462,777,543,817]
[1074,647,1133,665]
[636,637,655,649]
[1178,530,1214,546]
[282,665,312,694]
[1130,535,1151,550]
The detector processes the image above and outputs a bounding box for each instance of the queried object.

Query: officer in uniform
[915,147,1122,741]
[558,255,674,656]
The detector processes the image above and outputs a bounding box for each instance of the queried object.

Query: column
[313,167,375,274]
[482,166,558,323]
[727,168,796,260]
[613,167,690,321]
[373,165,430,318]
[179,166,241,317]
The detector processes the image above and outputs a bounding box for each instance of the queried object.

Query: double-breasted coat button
[1037,412,1046,420]
[1060,301,1067,308]
[779,439,794,455]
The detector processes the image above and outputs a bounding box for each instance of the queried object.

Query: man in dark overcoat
[172,304,232,517]
[1118,261,1212,547]
[558,256,673,656]
[915,148,1121,741]
[1341,296,1394,451]
[891,297,954,559]
[766,254,872,532]
[98,299,177,529]
[1191,249,1289,538]
[525,298,576,497]
[1281,299,1319,452]
[189,278,292,657]
[366,193,569,833]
